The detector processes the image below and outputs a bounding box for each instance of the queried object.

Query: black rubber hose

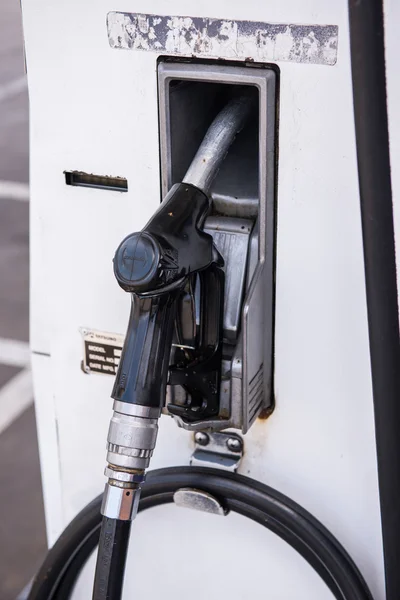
[92,517,131,600]
[28,466,373,600]
[348,2,400,599]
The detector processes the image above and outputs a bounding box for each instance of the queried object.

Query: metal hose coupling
[101,400,161,520]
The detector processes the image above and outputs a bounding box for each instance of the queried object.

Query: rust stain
[257,403,275,420]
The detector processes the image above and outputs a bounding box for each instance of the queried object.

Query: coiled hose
[28,466,374,600]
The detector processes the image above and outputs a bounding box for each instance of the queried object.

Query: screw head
[227,437,242,452]
[195,432,209,446]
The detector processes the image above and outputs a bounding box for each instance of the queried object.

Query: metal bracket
[190,431,243,472]
[173,488,228,516]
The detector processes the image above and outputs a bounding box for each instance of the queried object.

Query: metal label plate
[81,328,124,375]
[107,12,338,66]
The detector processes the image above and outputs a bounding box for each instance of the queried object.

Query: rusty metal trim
[107,12,338,66]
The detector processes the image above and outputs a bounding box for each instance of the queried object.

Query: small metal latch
[190,431,243,472]
[173,488,228,516]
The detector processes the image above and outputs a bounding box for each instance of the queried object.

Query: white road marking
[0,75,27,103]
[0,339,32,434]
[0,337,30,368]
[16,580,32,600]
[0,180,29,201]
[0,368,33,435]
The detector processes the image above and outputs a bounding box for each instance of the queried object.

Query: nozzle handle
[112,290,180,409]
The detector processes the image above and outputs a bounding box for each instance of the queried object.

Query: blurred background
[0,0,47,598]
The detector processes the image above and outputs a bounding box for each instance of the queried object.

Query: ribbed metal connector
[102,401,161,520]
[106,401,160,470]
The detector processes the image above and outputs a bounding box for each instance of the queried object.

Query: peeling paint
[107,12,338,66]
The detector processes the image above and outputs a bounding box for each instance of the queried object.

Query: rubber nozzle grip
[111,290,180,409]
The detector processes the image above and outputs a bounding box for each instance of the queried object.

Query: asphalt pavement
[0,0,47,598]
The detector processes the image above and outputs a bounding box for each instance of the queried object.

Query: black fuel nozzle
[99,89,255,531]
[110,88,255,420]
[111,182,223,413]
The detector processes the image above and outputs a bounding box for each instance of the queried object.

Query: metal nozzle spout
[183,89,256,194]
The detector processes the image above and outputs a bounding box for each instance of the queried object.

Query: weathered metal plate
[81,327,124,376]
[107,12,338,66]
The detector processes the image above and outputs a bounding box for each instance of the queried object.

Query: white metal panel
[21,0,386,598]
[31,353,63,544]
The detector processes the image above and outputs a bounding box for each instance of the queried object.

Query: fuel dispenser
[22,1,399,600]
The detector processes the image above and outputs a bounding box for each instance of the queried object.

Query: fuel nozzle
[101,182,221,521]
[100,90,255,526]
